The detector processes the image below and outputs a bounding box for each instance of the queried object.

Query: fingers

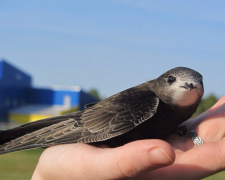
[32,140,175,180]
[140,138,225,180]
[94,140,175,179]
[211,95,225,109]
[169,138,225,179]
[178,138,225,176]
[179,96,225,141]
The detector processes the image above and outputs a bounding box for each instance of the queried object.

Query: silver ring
[188,130,204,146]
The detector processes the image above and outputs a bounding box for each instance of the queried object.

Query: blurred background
[0,1,225,179]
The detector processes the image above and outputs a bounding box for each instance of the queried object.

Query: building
[0,60,98,124]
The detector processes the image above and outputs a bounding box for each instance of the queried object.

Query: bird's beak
[181,83,196,91]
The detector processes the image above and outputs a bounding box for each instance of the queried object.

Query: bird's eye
[167,76,176,84]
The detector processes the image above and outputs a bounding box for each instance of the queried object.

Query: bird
[0,67,204,154]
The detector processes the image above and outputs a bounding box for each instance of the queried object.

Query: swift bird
[0,67,204,154]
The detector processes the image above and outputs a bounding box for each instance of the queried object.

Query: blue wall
[0,61,31,87]
[0,62,3,80]
[27,88,99,110]
[0,60,32,122]
[0,60,99,122]
[27,88,80,107]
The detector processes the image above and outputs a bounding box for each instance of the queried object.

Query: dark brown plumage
[0,67,204,154]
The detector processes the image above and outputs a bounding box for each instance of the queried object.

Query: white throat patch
[169,79,203,107]
[172,88,200,107]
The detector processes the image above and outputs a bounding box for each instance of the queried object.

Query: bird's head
[154,67,204,107]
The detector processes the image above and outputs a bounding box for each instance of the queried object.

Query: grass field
[0,149,43,180]
[0,149,224,180]
[204,172,225,180]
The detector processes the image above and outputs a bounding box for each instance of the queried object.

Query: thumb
[94,139,175,179]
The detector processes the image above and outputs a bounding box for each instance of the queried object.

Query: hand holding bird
[32,96,225,180]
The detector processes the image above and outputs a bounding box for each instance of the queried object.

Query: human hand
[32,140,175,180]
[32,96,225,180]
[138,95,225,179]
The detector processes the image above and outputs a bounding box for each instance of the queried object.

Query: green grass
[203,171,225,180]
[0,149,43,180]
[0,148,224,180]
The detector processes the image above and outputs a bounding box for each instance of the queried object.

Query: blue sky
[0,1,225,98]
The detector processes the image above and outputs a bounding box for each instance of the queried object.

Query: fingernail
[149,147,173,165]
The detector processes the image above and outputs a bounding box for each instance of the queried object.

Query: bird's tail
[0,113,83,155]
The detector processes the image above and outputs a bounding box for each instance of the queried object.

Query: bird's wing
[84,102,98,108]
[78,87,159,143]
[0,86,159,154]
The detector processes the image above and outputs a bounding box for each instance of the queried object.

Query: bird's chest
[133,103,193,140]
[104,102,195,147]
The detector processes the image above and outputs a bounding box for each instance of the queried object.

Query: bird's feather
[0,84,159,154]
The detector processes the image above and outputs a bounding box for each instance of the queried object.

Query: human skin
[32,96,225,180]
